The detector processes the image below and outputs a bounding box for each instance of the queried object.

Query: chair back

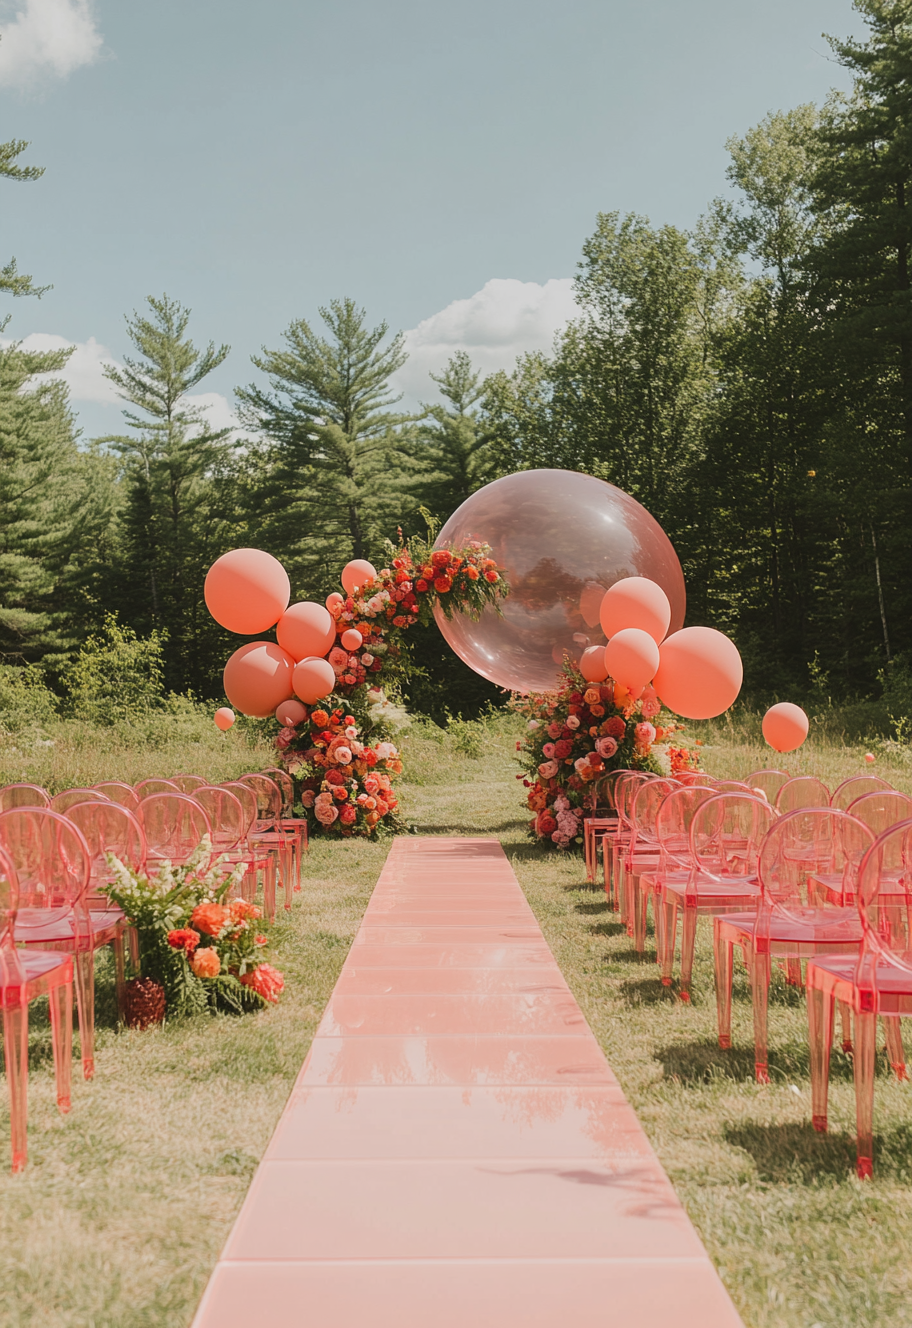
[221,782,258,836]
[134,778,181,798]
[191,786,245,851]
[94,781,141,812]
[139,793,212,867]
[831,774,893,811]
[591,769,626,813]
[0,783,50,811]
[712,780,752,794]
[690,793,776,881]
[614,772,654,835]
[63,801,146,885]
[856,819,912,976]
[757,807,873,921]
[51,787,108,814]
[655,785,716,870]
[261,767,294,817]
[847,789,912,837]
[775,775,830,813]
[0,843,19,947]
[0,807,91,945]
[171,774,208,793]
[629,778,677,848]
[236,773,283,829]
[745,769,790,800]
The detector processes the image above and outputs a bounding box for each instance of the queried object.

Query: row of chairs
[0,768,306,1171]
[586,768,912,1178]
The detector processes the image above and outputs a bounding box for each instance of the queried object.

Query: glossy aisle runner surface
[192,837,744,1328]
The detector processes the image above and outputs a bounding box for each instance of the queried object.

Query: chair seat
[1,946,73,1002]
[718,910,863,947]
[663,877,760,905]
[15,908,126,947]
[808,955,912,1015]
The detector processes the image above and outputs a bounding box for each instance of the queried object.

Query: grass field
[1,711,912,1326]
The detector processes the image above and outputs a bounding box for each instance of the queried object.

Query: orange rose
[190,902,229,937]
[190,947,221,978]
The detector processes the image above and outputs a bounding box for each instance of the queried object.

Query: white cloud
[0,0,103,89]
[394,277,578,404]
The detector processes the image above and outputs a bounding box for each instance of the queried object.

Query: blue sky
[1,0,863,438]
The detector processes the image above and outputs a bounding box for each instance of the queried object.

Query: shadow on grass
[656,1037,765,1084]
[724,1120,860,1182]
[613,946,658,965]
[575,900,611,915]
[619,975,678,1005]
[589,920,626,939]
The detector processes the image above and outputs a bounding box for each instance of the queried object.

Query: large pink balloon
[276,601,336,661]
[341,559,377,595]
[762,702,809,753]
[603,628,660,697]
[275,698,308,727]
[292,656,336,704]
[432,470,685,693]
[223,642,295,718]
[205,549,290,635]
[579,645,609,682]
[653,627,743,720]
[600,577,671,644]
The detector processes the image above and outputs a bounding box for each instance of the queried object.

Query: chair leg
[128,926,140,972]
[263,857,277,926]
[652,884,664,961]
[112,935,126,1018]
[48,979,73,1114]
[750,949,771,1084]
[73,949,95,1081]
[883,1016,907,1081]
[679,906,698,1003]
[808,985,834,1132]
[2,1002,28,1172]
[661,896,678,987]
[786,958,803,988]
[839,1000,853,1053]
[854,1010,877,1179]
[713,926,733,1050]
[632,874,646,952]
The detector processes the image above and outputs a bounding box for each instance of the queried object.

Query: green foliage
[63,613,167,724]
[0,663,57,734]
[0,134,48,310]
[417,351,495,516]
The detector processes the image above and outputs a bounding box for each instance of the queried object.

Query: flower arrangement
[277,704,403,838]
[102,839,285,1016]
[514,662,695,850]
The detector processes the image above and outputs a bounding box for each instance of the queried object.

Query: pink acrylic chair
[808,791,912,908]
[656,792,775,1001]
[134,778,181,799]
[623,778,678,952]
[830,773,893,810]
[139,792,212,870]
[220,782,276,911]
[51,788,108,814]
[0,842,74,1172]
[171,774,208,793]
[607,771,656,920]
[64,800,147,1007]
[775,775,830,812]
[807,819,912,1177]
[0,784,50,811]
[0,808,98,1080]
[714,807,873,1082]
[93,782,142,813]
[236,773,293,916]
[262,765,308,886]
[745,769,790,802]
[583,769,625,883]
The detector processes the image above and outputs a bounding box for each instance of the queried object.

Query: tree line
[1,0,911,723]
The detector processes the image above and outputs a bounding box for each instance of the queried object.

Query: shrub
[0,664,58,734]
[63,613,167,724]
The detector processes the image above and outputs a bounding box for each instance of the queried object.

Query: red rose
[538,814,557,835]
[484,570,498,583]
[605,717,626,738]
[416,579,428,592]
[240,963,285,1003]
[431,550,451,567]
[325,768,344,785]
[554,739,572,758]
[339,804,357,824]
[167,928,200,955]
[434,576,452,593]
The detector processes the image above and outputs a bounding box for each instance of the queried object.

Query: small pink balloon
[276,601,336,661]
[865,753,876,764]
[214,707,235,731]
[292,656,336,704]
[653,627,743,720]
[341,559,377,595]
[326,592,344,613]
[579,645,609,683]
[341,628,363,651]
[223,641,296,718]
[599,576,671,645]
[275,698,308,727]
[603,627,660,697]
[762,702,809,753]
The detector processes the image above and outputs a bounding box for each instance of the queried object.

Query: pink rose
[335,746,352,764]
[547,723,562,739]
[573,757,591,774]
[542,742,556,758]
[635,721,656,748]
[328,647,349,675]
[364,775,380,795]
[566,715,580,730]
[596,736,618,759]
[538,760,559,779]
[527,720,539,731]
[301,790,316,808]
[315,800,339,825]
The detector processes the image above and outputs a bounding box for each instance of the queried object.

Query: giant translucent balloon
[432,469,686,693]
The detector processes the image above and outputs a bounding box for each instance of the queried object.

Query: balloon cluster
[577,576,743,721]
[204,548,380,724]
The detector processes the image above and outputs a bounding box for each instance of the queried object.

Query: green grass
[2,712,912,1325]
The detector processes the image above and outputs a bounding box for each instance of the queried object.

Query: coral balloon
[223,642,295,718]
[214,707,235,731]
[599,576,671,645]
[292,656,336,704]
[275,698,308,728]
[341,628,363,650]
[762,702,809,753]
[276,601,336,661]
[653,627,743,720]
[432,469,685,693]
[603,628,660,698]
[341,559,377,595]
[326,592,344,613]
[579,645,610,683]
[204,549,290,635]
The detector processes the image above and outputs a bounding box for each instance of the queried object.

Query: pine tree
[0,135,49,317]
[417,351,494,519]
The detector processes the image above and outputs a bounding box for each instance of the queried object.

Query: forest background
[2,0,911,732]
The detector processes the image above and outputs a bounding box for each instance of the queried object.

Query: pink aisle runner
[193,837,744,1328]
